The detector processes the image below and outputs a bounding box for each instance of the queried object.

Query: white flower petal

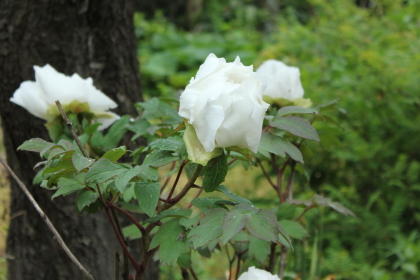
[84,80,118,112]
[34,64,86,104]
[238,267,280,280]
[178,54,269,158]
[256,60,304,101]
[215,99,253,149]
[193,104,225,152]
[10,81,49,120]
[96,112,120,131]
[10,64,119,127]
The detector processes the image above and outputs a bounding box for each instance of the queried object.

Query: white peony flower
[10,64,119,130]
[178,53,269,164]
[238,266,281,280]
[256,60,304,101]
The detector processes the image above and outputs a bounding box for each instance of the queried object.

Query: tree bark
[0,0,158,279]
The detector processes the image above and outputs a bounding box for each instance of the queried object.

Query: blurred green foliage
[135,0,420,279]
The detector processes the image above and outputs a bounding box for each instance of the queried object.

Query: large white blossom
[256,59,304,101]
[178,53,269,164]
[238,267,281,280]
[10,64,119,130]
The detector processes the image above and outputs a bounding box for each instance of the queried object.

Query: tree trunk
[0,0,158,279]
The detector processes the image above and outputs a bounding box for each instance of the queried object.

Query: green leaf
[276,106,318,118]
[177,252,191,269]
[123,224,142,240]
[57,139,75,151]
[48,123,64,142]
[102,146,128,162]
[220,210,245,244]
[102,115,130,150]
[245,209,279,243]
[115,166,142,193]
[43,154,76,187]
[278,223,293,249]
[179,214,201,229]
[72,153,95,172]
[270,116,320,142]
[279,220,309,240]
[191,197,227,211]
[188,208,227,249]
[51,177,85,200]
[76,189,99,212]
[148,136,183,152]
[275,203,297,220]
[143,150,178,167]
[313,195,355,217]
[249,236,271,263]
[203,153,228,192]
[149,218,188,266]
[126,118,151,141]
[85,158,129,184]
[134,181,161,217]
[258,133,303,163]
[84,123,102,135]
[216,185,253,206]
[18,138,55,153]
[145,209,192,224]
[137,164,158,181]
[137,98,182,124]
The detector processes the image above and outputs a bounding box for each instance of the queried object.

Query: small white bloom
[10,64,119,130]
[178,53,269,161]
[256,60,304,101]
[238,266,280,280]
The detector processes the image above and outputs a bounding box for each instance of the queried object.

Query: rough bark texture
[0,0,158,279]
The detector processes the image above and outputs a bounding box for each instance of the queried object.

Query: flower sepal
[183,122,222,166]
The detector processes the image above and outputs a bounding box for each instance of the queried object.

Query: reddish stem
[186,188,203,209]
[256,159,277,190]
[228,158,237,166]
[160,161,176,194]
[166,160,186,201]
[110,204,146,235]
[97,187,139,269]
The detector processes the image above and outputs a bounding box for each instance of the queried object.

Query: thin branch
[115,251,120,280]
[110,204,146,235]
[256,159,277,190]
[283,161,296,201]
[166,160,186,201]
[55,100,89,157]
[295,204,316,222]
[160,164,203,212]
[267,243,277,273]
[0,157,94,280]
[189,268,199,280]
[234,244,244,280]
[186,188,203,209]
[181,268,191,280]
[96,184,139,270]
[262,124,271,133]
[107,193,119,207]
[228,158,237,166]
[160,161,176,194]
[110,207,129,280]
[277,245,289,278]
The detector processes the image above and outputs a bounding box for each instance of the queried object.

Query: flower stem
[160,164,203,212]
[55,100,89,158]
[166,160,187,202]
